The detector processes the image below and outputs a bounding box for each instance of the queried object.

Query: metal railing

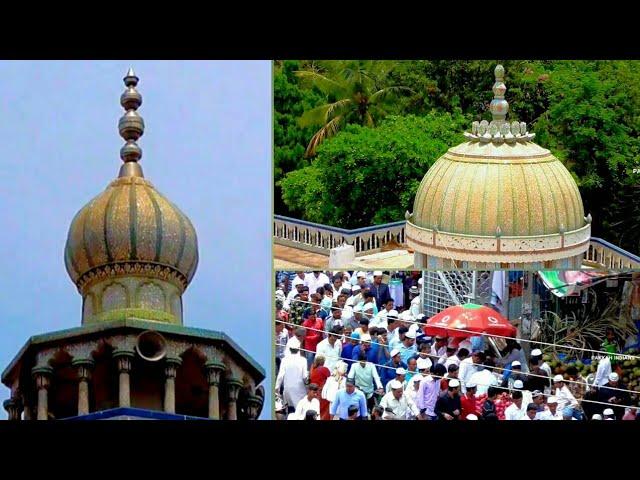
[274,216,640,268]
[273,215,405,256]
[586,237,640,269]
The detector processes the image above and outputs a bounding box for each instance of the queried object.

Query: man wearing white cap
[597,372,629,419]
[536,396,562,420]
[591,413,603,420]
[275,337,309,414]
[602,408,616,420]
[379,379,420,420]
[381,348,408,387]
[521,403,538,420]
[399,329,418,364]
[409,285,422,317]
[405,374,423,408]
[435,378,462,420]
[346,284,362,308]
[512,379,533,409]
[530,348,552,382]
[430,335,448,360]
[553,374,581,419]
[370,271,392,310]
[285,276,306,310]
[466,414,478,420]
[385,368,407,393]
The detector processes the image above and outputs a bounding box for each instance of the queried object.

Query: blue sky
[0,60,272,419]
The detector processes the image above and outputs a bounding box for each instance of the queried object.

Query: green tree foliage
[532,61,640,252]
[273,60,324,214]
[295,60,412,157]
[279,114,467,228]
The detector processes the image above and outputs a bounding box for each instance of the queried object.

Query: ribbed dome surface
[412,140,585,237]
[64,175,198,289]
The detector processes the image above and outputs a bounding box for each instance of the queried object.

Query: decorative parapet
[274,215,406,255]
[586,237,640,269]
[405,220,591,263]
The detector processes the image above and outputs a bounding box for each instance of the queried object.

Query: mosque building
[2,69,265,420]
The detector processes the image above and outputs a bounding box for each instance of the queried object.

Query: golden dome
[411,140,585,236]
[406,65,590,268]
[64,69,198,297]
[64,175,198,292]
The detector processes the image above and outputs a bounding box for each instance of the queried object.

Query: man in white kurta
[290,384,320,420]
[275,339,309,411]
[315,333,342,372]
[379,380,420,420]
[594,355,612,387]
[305,271,331,295]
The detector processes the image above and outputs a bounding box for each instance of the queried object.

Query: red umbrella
[423,303,517,338]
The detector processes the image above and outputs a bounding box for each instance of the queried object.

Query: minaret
[2,68,265,420]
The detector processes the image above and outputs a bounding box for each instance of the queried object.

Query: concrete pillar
[205,361,225,420]
[72,359,94,416]
[113,351,134,408]
[3,398,23,421]
[163,358,181,414]
[226,379,243,420]
[246,394,263,420]
[32,366,53,421]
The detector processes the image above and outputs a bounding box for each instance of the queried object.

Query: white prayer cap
[389,380,403,390]
[287,337,301,350]
[409,286,419,294]
[408,323,420,334]
[353,304,363,313]
[547,396,558,404]
[448,379,460,388]
[513,380,524,389]
[373,271,383,277]
[553,374,564,383]
[466,414,478,420]
[360,333,371,342]
[352,284,362,292]
[418,278,424,286]
[390,348,401,358]
[387,310,399,320]
[293,277,305,287]
[412,375,423,383]
[591,414,603,420]
[405,330,416,339]
[400,310,414,322]
[416,358,432,371]
[603,408,615,416]
[395,368,407,375]
[609,372,619,382]
[466,382,477,389]
[357,271,367,278]
[511,360,521,367]
[363,302,375,312]
[531,348,542,357]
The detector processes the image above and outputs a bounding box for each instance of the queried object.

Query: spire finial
[118,68,144,177]
[489,64,509,124]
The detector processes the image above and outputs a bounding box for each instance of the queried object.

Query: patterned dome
[406,65,590,268]
[411,140,585,236]
[64,175,198,293]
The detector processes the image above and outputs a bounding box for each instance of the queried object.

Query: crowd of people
[275,271,640,420]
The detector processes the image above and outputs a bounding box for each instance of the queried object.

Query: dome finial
[489,64,509,124]
[118,68,145,177]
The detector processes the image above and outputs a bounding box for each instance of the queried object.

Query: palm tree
[296,60,412,157]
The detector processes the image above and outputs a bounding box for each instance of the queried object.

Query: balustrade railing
[273,215,405,256]
[274,216,640,269]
